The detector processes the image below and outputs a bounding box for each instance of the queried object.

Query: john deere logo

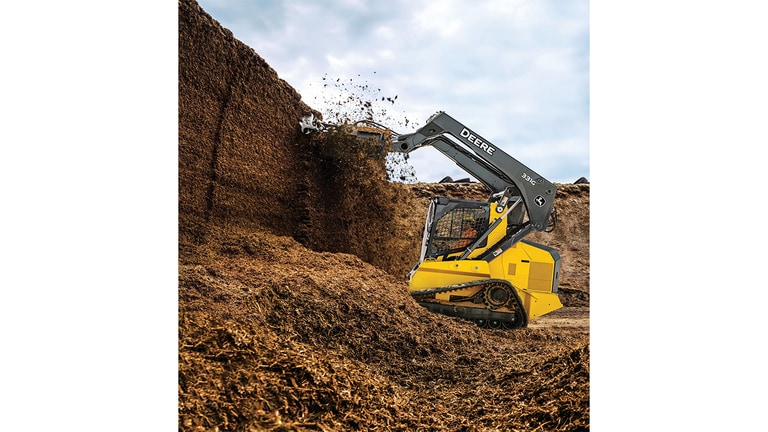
[459,128,496,156]
[534,195,546,207]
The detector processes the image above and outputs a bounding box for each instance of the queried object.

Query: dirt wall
[179,0,421,277]
[179,0,314,245]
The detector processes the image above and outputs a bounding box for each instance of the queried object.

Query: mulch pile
[179,226,589,431]
[179,0,590,430]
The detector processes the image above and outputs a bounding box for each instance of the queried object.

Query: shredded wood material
[179,1,590,430]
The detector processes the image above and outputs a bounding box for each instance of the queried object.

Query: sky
[197,0,590,185]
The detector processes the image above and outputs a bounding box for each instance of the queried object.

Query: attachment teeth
[299,114,320,134]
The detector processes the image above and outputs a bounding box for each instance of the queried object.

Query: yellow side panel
[528,262,554,292]
[409,260,490,292]
[488,256,506,280]
[520,242,554,261]
[518,290,563,320]
[499,242,557,293]
[500,244,531,292]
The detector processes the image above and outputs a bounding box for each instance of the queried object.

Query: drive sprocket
[483,282,514,309]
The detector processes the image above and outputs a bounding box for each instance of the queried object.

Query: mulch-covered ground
[179,223,589,431]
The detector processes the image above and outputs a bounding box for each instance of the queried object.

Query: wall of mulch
[179,0,315,246]
[179,0,419,275]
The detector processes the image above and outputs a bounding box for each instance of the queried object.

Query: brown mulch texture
[179,1,590,430]
[179,223,589,432]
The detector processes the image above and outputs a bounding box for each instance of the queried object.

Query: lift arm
[390,111,557,232]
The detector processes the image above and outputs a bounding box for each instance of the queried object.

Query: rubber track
[411,279,528,329]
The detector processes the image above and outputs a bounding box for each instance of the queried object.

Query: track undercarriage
[410,279,528,330]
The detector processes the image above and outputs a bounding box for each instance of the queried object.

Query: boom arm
[390,111,556,232]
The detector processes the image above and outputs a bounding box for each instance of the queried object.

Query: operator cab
[419,197,489,261]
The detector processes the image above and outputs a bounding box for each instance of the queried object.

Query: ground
[178,1,590,430]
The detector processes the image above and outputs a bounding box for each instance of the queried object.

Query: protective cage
[424,197,489,258]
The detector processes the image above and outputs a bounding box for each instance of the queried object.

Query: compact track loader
[301,111,562,329]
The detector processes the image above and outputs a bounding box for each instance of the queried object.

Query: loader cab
[418,197,490,262]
